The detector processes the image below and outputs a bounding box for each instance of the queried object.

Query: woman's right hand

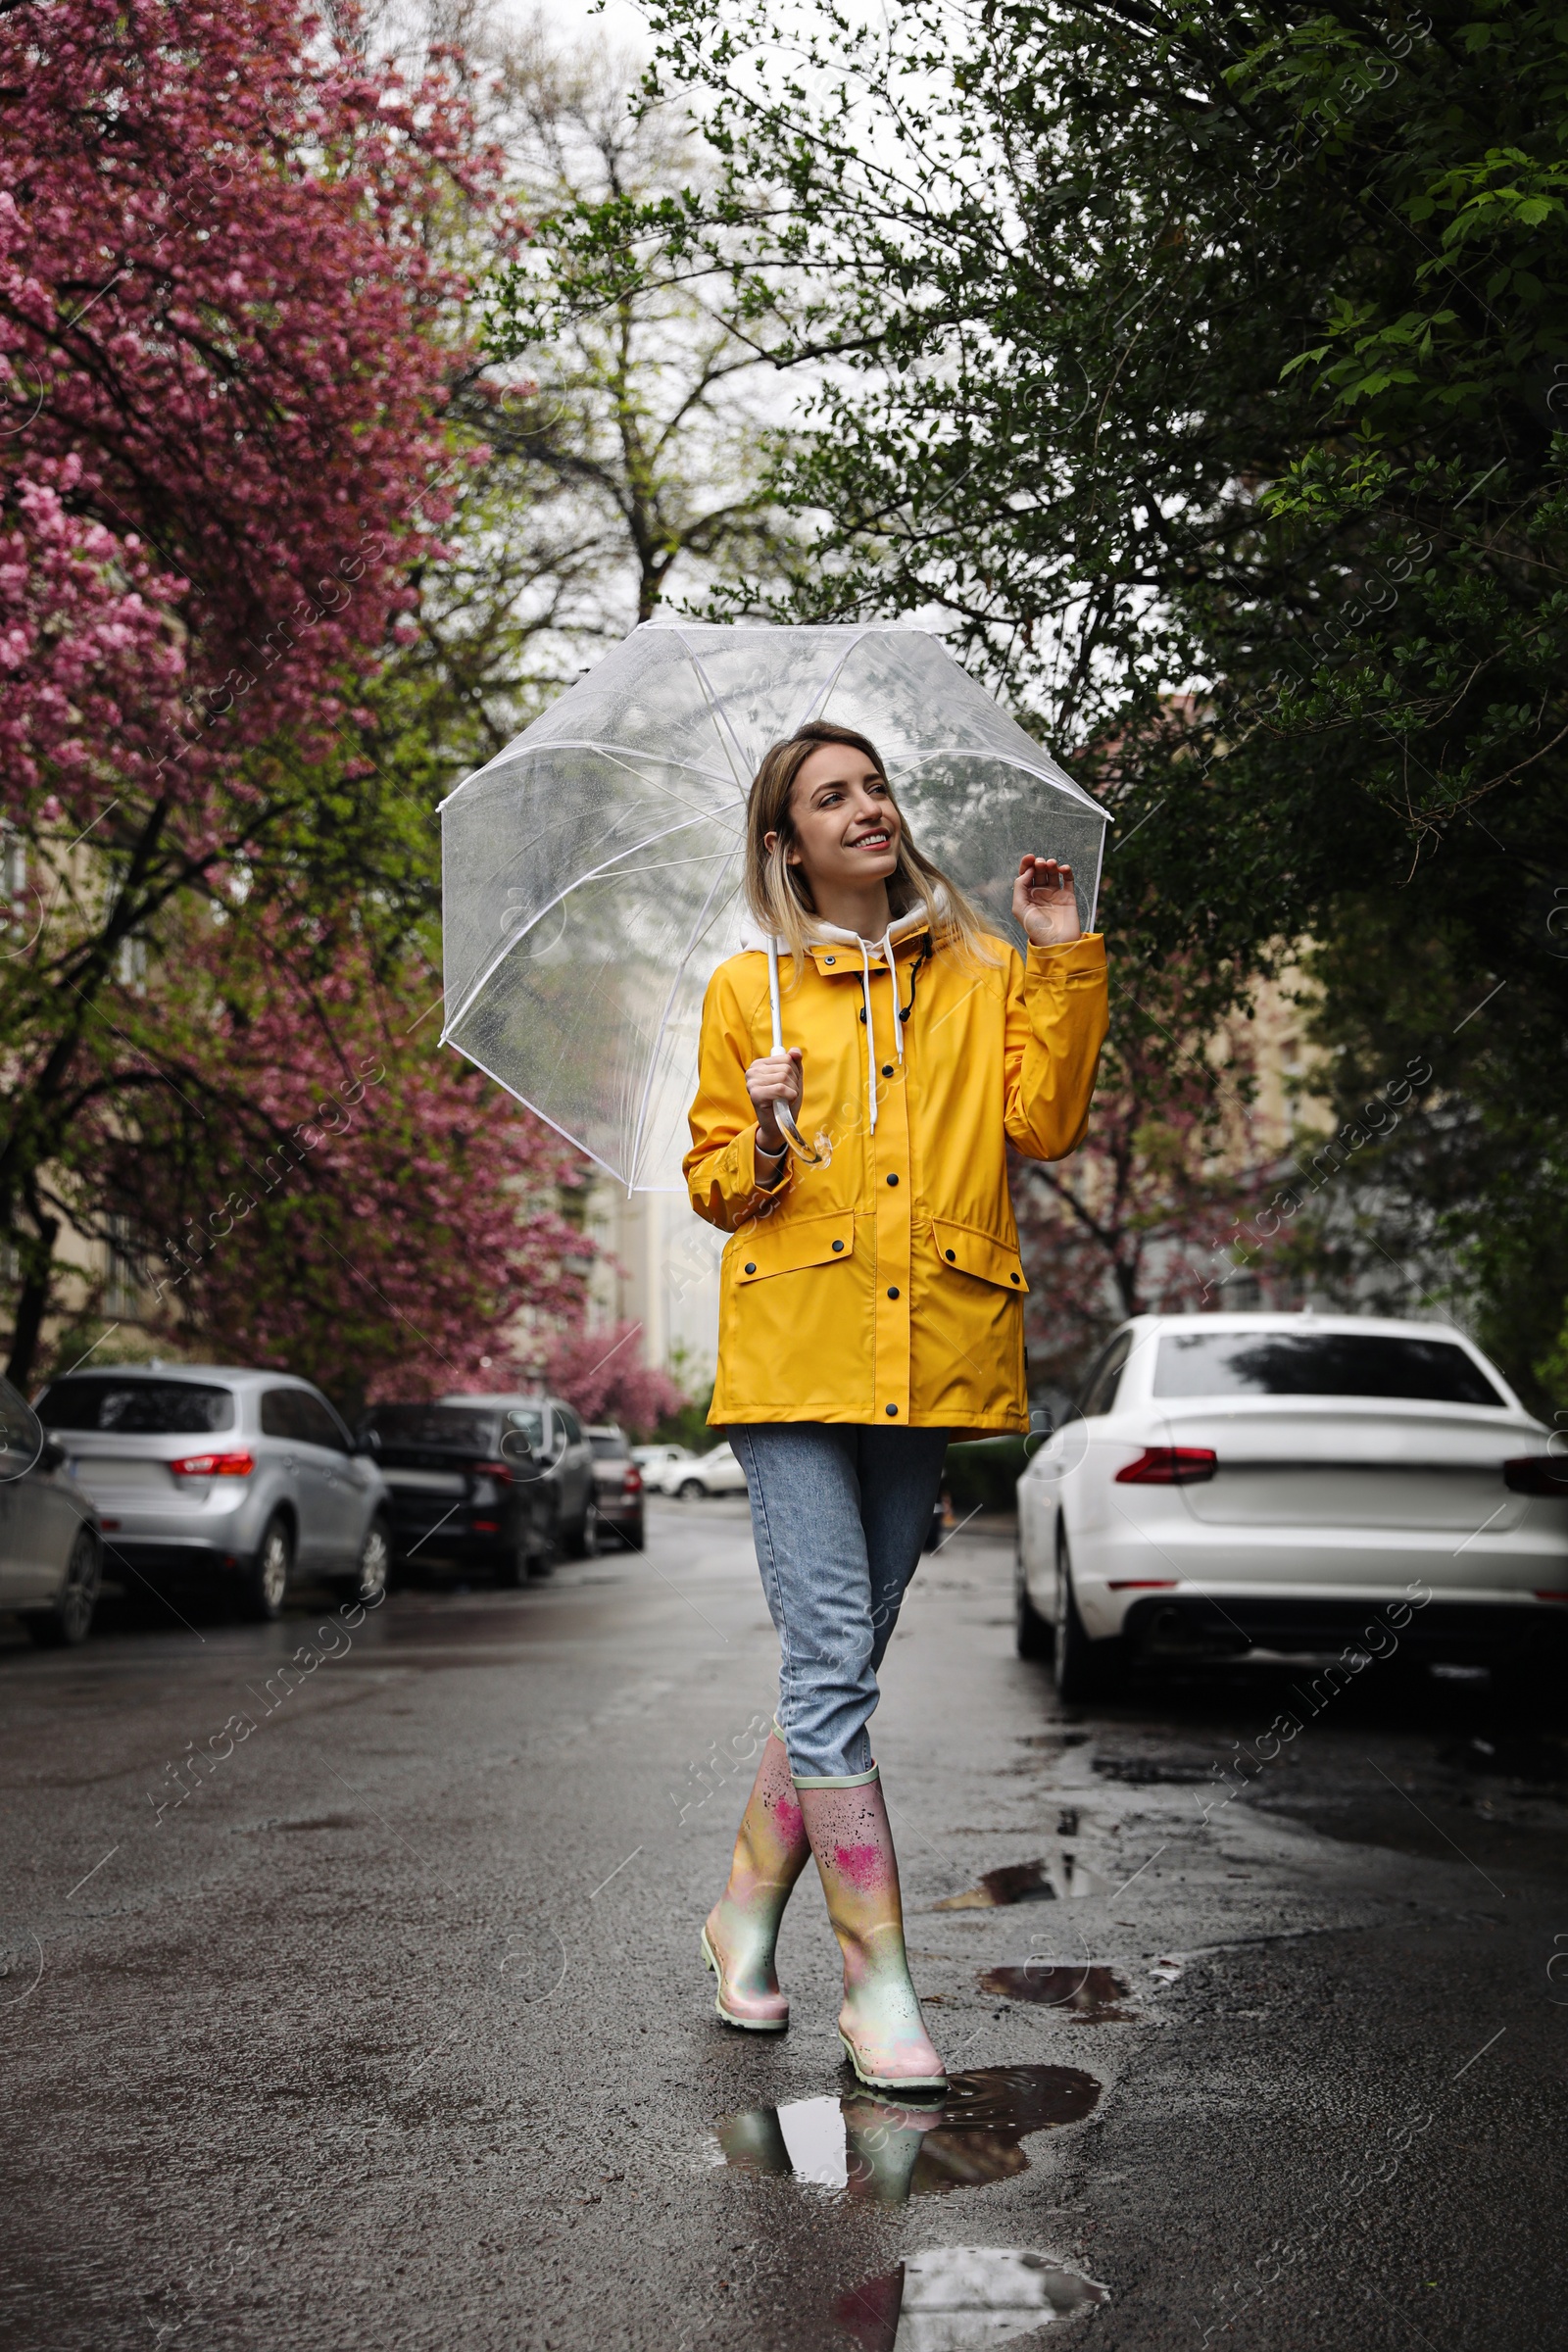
[746,1047,804,1153]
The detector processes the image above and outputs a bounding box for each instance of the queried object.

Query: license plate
[382,1468,466,1494]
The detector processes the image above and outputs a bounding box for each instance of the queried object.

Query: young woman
[683,719,1107,2092]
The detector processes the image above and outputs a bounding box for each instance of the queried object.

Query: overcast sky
[534,0,651,51]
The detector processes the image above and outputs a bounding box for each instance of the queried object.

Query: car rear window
[360,1404,500,1452]
[589,1434,627,1460]
[1153,1330,1507,1406]
[38,1378,235,1433]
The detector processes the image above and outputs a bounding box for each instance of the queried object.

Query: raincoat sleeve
[1003,932,1109,1160]
[684,959,797,1231]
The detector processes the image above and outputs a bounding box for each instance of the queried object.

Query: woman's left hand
[1013,855,1081,946]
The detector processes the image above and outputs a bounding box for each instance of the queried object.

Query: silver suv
[34,1366,391,1621]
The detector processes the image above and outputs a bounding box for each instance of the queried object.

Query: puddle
[231,1813,359,1836]
[1093,1753,1210,1785]
[936,1856,1113,1908]
[834,2247,1109,2349]
[978,1964,1135,2021]
[937,1860,1053,1909]
[713,2066,1100,2205]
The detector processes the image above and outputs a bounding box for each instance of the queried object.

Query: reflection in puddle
[937,1860,1053,1909]
[977,1964,1134,2021]
[935,1855,1112,1908]
[713,2066,1101,2205]
[834,2247,1109,2349]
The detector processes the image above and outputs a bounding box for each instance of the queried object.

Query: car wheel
[338,1516,389,1609]
[676,1478,705,1502]
[564,1496,599,1558]
[1014,1540,1054,1661]
[26,1526,101,1648]
[241,1514,292,1623]
[1053,1530,1124,1702]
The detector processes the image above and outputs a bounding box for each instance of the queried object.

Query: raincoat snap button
[832,1239,845,1252]
[945,1248,956,1261]
[824,956,835,964]
[881,1063,893,1076]
[886,1173,899,1186]
[885,1402,899,1416]
[887,1286,900,1299]
[744,1261,756,1274]
[1010,1271,1020,1283]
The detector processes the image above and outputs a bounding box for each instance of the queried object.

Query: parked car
[437,1393,598,1557]
[356,1399,553,1582]
[0,1375,102,1646]
[1016,1312,1568,1697]
[632,1443,697,1476]
[34,1366,391,1622]
[660,1441,750,1499]
[586,1424,645,1551]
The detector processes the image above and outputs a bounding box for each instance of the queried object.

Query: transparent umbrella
[440,621,1109,1192]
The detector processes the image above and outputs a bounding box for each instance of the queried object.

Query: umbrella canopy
[440,621,1109,1192]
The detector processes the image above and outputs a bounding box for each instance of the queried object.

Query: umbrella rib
[624,845,742,1191]
[439,738,738,809]
[670,634,755,798]
[791,627,871,729]
[442,810,733,1039]
[443,1040,681,1192]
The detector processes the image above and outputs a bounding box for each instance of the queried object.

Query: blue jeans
[728,1423,951,1782]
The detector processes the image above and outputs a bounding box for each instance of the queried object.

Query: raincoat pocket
[929,1219,1029,1295]
[719,1214,869,1417]
[729,1211,858,1283]
[913,1217,1029,1430]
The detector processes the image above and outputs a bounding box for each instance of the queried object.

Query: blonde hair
[743,721,998,971]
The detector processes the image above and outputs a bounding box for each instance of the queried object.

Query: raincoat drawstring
[763,900,934,1158]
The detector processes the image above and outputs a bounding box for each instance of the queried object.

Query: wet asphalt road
[1,1497,1564,2352]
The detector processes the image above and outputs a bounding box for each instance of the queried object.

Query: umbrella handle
[766,938,828,1167]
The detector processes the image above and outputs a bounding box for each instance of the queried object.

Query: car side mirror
[39,1438,68,1474]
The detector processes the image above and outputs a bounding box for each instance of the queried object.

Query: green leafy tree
[555,0,1568,1399]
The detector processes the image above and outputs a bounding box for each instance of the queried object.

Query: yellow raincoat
[684,916,1108,1435]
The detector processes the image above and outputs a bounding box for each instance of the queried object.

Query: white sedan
[1016,1311,1568,1698]
[658,1443,751,1499]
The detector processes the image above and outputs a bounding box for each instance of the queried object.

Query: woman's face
[768,742,902,897]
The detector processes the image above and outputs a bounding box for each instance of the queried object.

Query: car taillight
[1504,1456,1568,1496]
[622,1466,642,1494]
[170,1450,255,1478]
[1114,1446,1217,1485]
[469,1459,513,1486]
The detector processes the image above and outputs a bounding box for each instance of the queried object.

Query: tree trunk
[6,1210,61,1390]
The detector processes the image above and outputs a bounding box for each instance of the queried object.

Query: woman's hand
[746,1047,804,1156]
[1013,856,1081,947]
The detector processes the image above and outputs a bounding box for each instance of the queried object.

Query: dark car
[436,1393,599,1560]
[0,1374,102,1646]
[586,1424,644,1552]
[355,1400,555,1583]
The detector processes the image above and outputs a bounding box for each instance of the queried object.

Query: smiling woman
[685,718,1109,2096]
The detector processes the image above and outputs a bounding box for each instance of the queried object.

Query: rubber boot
[798,1768,947,2091]
[702,1731,811,2030]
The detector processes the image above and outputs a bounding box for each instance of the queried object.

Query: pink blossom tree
[71,908,590,1412]
[0,0,514,1382]
[539,1321,686,1437]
